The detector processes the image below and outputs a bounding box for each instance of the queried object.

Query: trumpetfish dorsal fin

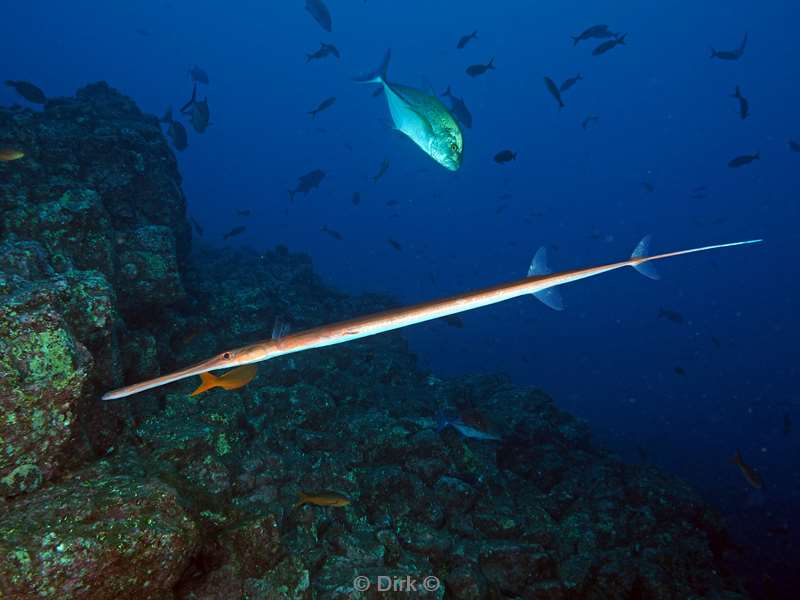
[528,246,564,311]
[631,235,661,280]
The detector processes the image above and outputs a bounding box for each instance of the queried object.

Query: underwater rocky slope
[0,84,748,599]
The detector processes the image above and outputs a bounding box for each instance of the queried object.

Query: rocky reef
[0,85,748,598]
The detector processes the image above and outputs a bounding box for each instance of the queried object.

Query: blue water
[3,0,799,594]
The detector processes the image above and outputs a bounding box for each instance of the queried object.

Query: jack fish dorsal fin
[528,247,564,311]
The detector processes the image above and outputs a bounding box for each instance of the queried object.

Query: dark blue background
[3,0,798,593]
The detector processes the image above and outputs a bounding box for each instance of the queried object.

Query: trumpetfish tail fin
[528,247,564,311]
[191,371,220,396]
[629,237,763,277]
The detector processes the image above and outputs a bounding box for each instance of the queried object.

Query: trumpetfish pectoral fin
[191,371,220,396]
[631,235,661,280]
[528,247,564,311]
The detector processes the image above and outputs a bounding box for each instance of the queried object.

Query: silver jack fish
[355,50,463,171]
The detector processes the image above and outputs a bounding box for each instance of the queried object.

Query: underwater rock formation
[1,83,188,496]
[0,84,748,598]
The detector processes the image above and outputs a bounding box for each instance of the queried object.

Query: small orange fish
[732,449,763,489]
[190,364,258,396]
[294,490,351,508]
[0,148,24,161]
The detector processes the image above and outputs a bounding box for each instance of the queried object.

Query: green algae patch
[0,468,199,599]
[0,298,89,497]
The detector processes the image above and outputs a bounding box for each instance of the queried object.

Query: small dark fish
[372,158,390,183]
[674,366,686,376]
[730,85,749,120]
[581,114,599,130]
[372,87,384,98]
[728,153,759,168]
[498,193,512,200]
[223,226,246,240]
[544,77,565,109]
[352,191,361,206]
[690,192,708,199]
[495,204,508,215]
[5,80,46,104]
[711,336,721,348]
[190,217,204,237]
[711,33,747,60]
[636,446,648,462]
[180,84,210,133]
[658,307,685,324]
[160,107,188,151]
[466,58,495,77]
[135,28,151,37]
[788,140,800,153]
[305,0,332,32]
[167,121,188,151]
[189,65,209,84]
[321,225,343,240]
[732,449,763,489]
[387,239,402,251]
[593,33,627,56]
[642,181,655,193]
[288,169,326,200]
[385,199,398,207]
[766,524,790,536]
[236,210,251,217]
[494,150,517,164]
[441,315,464,328]
[560,73,583,92]
[306,42,340,62]
[571,24,615,46]
[308,96,336,118]
[692,185,708,192]
[440,86,473,128]
[456,30,478,49]
[784,413,792,436]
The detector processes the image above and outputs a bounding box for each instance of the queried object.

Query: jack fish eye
[450,143,458,151]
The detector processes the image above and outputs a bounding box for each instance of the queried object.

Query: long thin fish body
[102,238,761,400]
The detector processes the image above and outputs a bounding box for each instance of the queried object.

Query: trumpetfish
[102,236,761,401]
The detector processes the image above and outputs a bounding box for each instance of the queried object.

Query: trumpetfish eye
[222,352,232,360]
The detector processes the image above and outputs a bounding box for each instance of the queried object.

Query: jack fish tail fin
[191,371,220,396]
[354,49,391,84]
[528,247,564,310]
